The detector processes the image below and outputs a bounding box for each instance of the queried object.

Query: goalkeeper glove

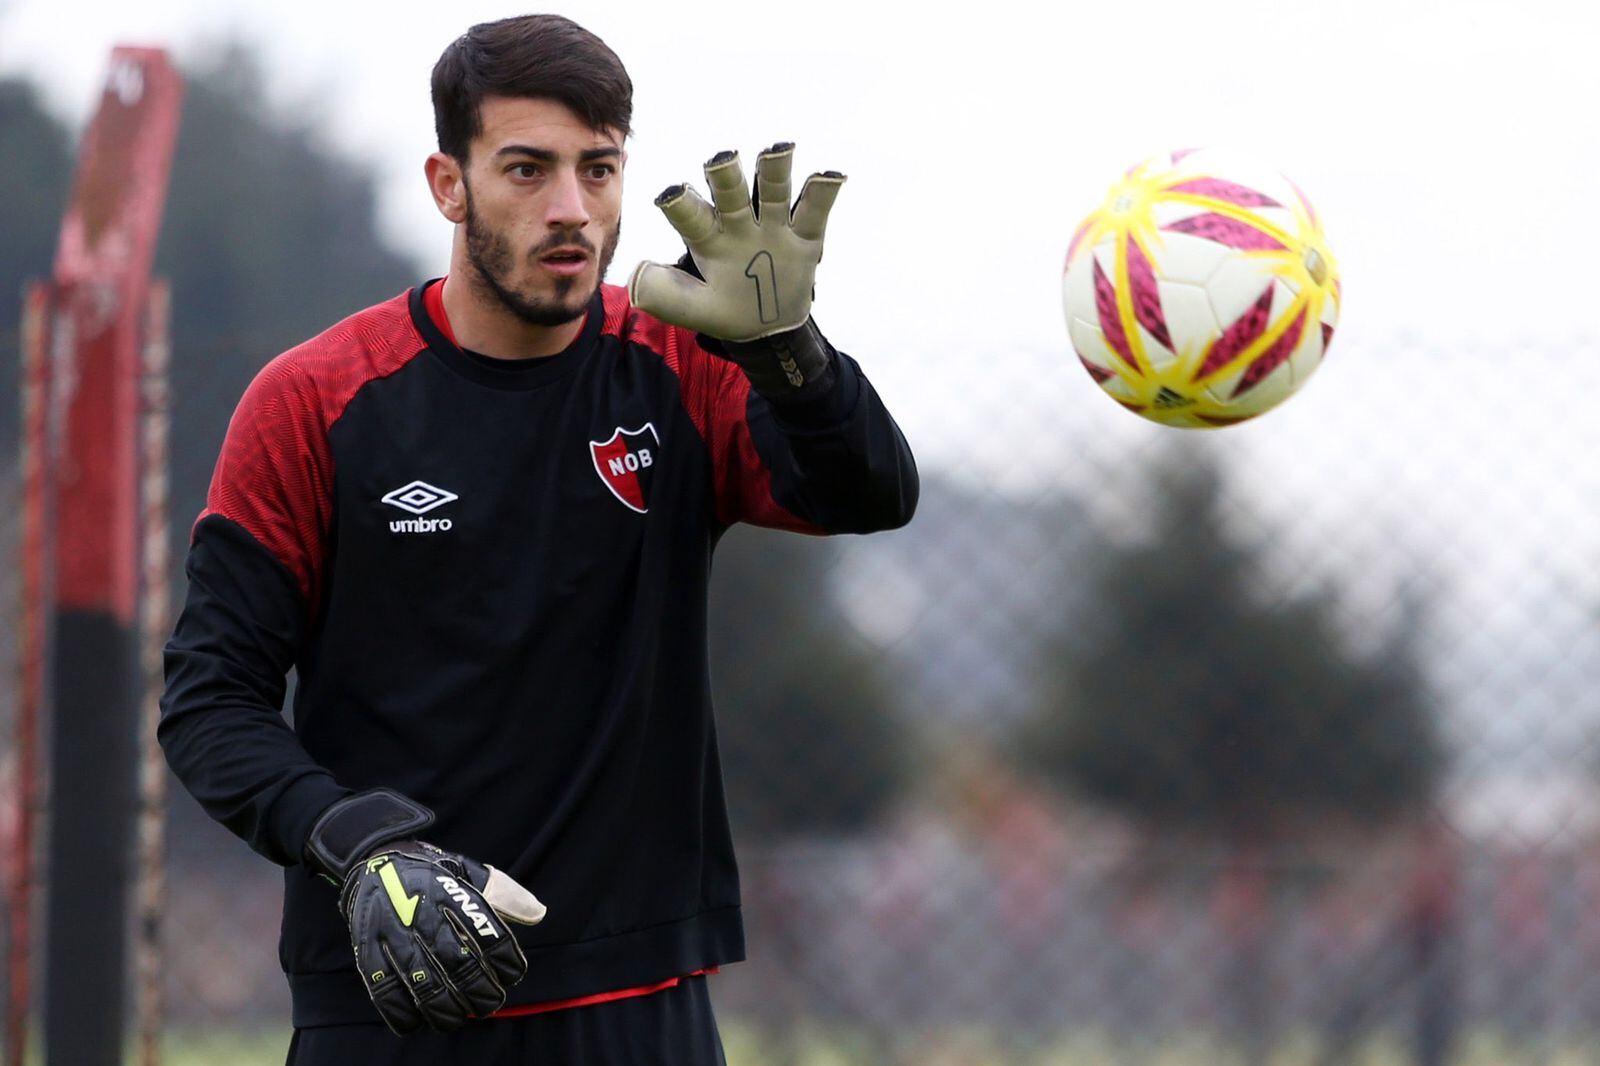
[630,142,846,400]
[303,789,546,1035]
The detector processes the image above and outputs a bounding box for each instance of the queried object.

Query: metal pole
[6,281,55,1066]
[133,279,171,1066]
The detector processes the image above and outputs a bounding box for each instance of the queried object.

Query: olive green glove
[628,142,845,343]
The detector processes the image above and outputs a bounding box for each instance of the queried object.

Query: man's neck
[440,272,586,360]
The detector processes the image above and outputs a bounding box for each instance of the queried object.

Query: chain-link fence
[7,326,1600,1064]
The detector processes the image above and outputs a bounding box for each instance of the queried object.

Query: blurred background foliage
[1021,446,1440,843]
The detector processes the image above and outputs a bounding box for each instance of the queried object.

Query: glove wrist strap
[303,788,435,880]
[721,318,837,401]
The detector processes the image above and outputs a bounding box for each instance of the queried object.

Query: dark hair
[432,15,633,161]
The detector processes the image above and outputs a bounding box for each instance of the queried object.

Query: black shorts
[284,976,726,1066]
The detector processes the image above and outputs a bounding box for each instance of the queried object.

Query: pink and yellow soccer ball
[1061,149,1341,427]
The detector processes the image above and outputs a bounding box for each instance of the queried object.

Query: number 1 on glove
[629,142,845,343]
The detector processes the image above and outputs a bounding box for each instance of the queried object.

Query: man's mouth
[538,247,591,277]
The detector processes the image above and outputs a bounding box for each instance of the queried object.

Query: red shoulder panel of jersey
[601,284,817,532]
[199,289,427,612]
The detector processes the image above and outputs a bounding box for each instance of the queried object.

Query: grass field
[144,1024,1600,1066]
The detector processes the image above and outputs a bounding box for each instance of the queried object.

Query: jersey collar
[410,278,603,391]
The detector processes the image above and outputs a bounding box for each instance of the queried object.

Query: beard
[462,181,620,328]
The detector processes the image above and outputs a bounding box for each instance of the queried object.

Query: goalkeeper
[158,12,916,1065]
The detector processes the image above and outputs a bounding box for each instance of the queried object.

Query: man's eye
[511,164,541,180]
[586,165,615,180]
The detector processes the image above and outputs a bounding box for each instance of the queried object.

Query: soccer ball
[1061,149,1341,427]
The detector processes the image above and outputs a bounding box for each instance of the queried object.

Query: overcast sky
[3,0,1595,358]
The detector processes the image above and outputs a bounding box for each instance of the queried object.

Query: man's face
[458,96,624,327]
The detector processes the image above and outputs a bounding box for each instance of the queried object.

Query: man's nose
[545,169,591,229]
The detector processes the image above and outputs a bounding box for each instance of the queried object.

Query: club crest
[589,423,660,513]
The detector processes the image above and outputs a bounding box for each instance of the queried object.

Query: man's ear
[426,151,468,225]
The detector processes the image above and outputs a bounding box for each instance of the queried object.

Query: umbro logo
[381,480,458,533]
[382,481,458,514]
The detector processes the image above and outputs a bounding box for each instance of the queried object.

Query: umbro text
[390,517,454,534]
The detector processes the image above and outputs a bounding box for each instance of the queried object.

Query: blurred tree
[0,78,72,339]
[1020,446,1442,1063]
[157,44,417,354]
[0,77,73,462]
[709,526,906,841]
[1022,445,1440,838]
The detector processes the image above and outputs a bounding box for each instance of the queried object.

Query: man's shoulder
[245,286,427,427]
[273,287,424,381]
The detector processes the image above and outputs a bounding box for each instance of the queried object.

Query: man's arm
[159,513,349,866]
[710,328,917,534]
[159,351,349,865]
[162,529,543,1034]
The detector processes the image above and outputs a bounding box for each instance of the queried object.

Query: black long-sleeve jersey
[159,280,917,1027]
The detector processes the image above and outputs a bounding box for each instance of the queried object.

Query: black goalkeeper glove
[303,789,546,1035]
